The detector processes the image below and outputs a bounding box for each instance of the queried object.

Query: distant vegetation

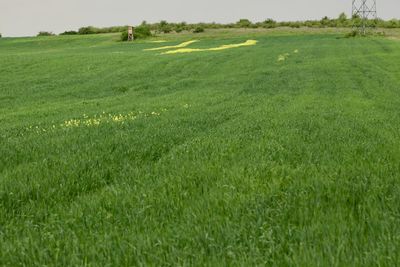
[120,23,153,41]
[45,13,400,39]
[193,26,205,33]
[37,31,55,37]
[60,31,78,36]
[78,26,126,35]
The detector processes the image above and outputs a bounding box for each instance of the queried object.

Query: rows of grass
[1,30,400,265]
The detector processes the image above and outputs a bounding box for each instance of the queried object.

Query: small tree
[262,19,277,28]
[158,20,172,33]
[236,19,252,28]
[320,16,331,27]
[336,12,349,27]
[338,12,347,22]
[135,25,152,38]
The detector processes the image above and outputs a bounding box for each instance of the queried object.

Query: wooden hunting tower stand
[128,26,134,41]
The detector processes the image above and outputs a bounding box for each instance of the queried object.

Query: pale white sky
[0,0,398,37]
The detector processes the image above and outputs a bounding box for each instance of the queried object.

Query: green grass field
[1,29,400,266]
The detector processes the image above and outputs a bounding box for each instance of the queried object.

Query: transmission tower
[352,0,377,35]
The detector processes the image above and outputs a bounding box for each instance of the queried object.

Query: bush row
[48,13,400,39]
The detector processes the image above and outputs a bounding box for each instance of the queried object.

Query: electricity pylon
[352,0,377,35]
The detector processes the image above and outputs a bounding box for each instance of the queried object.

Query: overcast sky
[0,0,399,37]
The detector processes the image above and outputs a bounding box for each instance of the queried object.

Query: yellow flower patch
[26,111,153,134]
[147,40,168,43]
[144,40,199,51]
[62,112,138,128]
[161,40,258,55]
[23,104,191,135]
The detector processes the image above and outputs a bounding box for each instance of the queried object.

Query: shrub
[78,26,97,35]
[174,22,187,33]
[76,26,127,35]
[121,25,152,41]
[0,33,2,38]
[37,31,55,37]
[345,30,359,38]
[385,19,400,28]
[262,19,277,28]
[193,26,205,33]
[289,22,301,28]
[320,16,331,27]
[135,25,152,38]
[60,31,78,35]
[157,20,172,33]
[162,26,172,34]
[178,22,187,29]
[120,31,129,41]
[236,19,252,28]
[338,13,347,22]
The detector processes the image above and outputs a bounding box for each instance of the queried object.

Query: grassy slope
[1,29,400,266]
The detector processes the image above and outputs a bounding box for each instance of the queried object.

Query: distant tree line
[37,31,55,37]
[40,13,400,39]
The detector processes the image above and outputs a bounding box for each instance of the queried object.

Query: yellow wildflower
[144,40,199,51]
[162,40,258,55]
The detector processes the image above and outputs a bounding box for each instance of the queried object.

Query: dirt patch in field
[387,36,400,41]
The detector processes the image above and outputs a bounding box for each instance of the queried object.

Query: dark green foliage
[175,22,188,33]
[338,12,347,22]
[120,31,129,41]
[60,31,78,36]
[385,19,400,28]
[157,20,172,33]
[78,26,97,35]
[290,22,302,28]
[135,25,152,38]
[78,26,127,35]
[37,31,55,37]
[236,19,253,28]
[120,24,152,41]
[193,26,205,33]
[262,19,277,28]
[320,16,332,27]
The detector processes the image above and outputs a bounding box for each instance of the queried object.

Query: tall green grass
[1,30,400,266]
